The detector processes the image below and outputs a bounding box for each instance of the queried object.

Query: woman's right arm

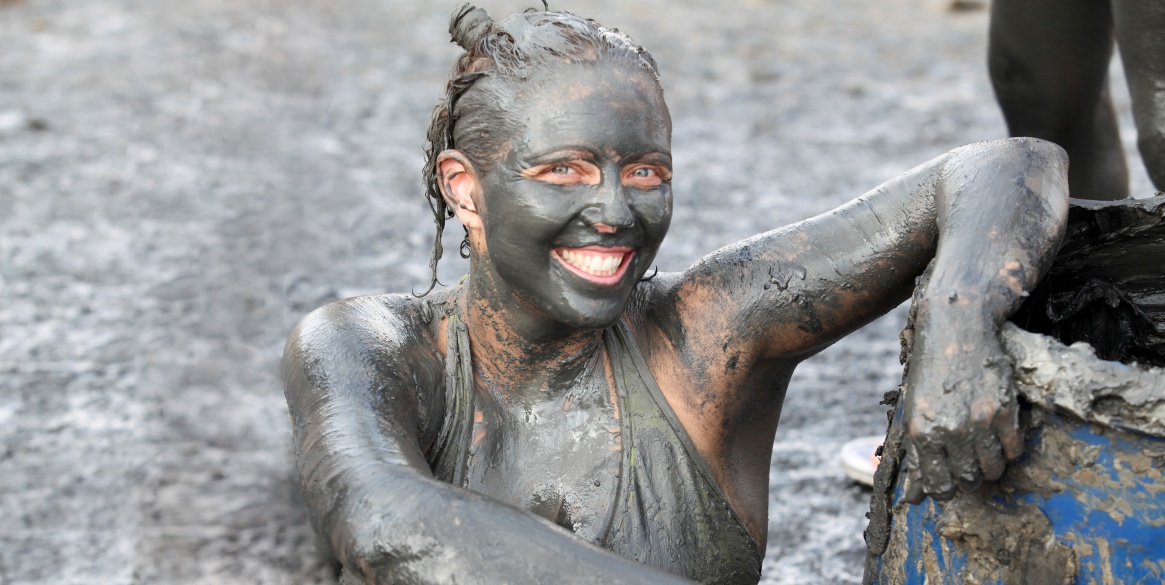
[283,295,690,585]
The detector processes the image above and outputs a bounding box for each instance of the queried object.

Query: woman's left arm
[654,136,1068,500]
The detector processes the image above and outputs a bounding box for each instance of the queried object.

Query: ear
[437,150,483,231]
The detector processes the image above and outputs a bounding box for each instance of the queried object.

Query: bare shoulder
[283,290,452,451]
[624,234,808,366]
[284,292,446,372]
[621,272,769,407]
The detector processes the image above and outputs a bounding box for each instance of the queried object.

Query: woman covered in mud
[282,5,1069,584]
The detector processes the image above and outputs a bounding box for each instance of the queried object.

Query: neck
[457,262,608,402]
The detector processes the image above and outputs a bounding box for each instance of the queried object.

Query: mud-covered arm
[283,297,692,585]
[900,139,1068,502]
[652,137,1067,496]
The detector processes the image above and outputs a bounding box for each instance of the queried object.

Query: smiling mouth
[554,246,633,283]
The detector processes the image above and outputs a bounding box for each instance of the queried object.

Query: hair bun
[449,3,492,51]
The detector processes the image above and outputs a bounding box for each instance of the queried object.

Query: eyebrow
[522,147,673,169]
[623,151,672,166]
[525,148,598,166]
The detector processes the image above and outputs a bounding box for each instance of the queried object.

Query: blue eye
[633,168,654,177]
[552,165,573,174]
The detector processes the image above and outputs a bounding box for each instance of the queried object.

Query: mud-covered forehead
[445,6,668,172]
[524,64,671,157]
[498,63,671,165]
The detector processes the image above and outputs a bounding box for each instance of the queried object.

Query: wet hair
[416,3,663,295]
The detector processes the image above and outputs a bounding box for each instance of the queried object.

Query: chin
[493,254,647,331]
[551,288,636,330]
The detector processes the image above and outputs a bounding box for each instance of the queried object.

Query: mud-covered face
[476,64,673,329]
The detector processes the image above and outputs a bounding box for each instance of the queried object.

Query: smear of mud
[867,325,1165,584]
[888,487,1078,585]
[1003,324,1165,437]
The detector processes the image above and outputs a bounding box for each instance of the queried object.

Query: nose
[580,178,635,233]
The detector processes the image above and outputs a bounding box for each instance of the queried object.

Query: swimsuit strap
[427,310,475,486]
[610,319,740,509]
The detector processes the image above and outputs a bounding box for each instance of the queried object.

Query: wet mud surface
[0,1,1154,584]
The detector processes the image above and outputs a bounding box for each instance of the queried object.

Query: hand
[901,304,1023,504]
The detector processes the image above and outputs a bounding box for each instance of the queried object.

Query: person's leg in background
[841,0,1148,490]
[1113,0,1165,192]
[989,0,1128,200]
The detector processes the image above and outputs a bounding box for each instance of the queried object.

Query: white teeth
[558,249,625,277]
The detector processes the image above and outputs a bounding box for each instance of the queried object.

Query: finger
[975,431,1007,481]
[946,437,983,493]
[904,444,926,505]
[917,439,956,501]
[904,468,925,505]
[994,405,1024,461]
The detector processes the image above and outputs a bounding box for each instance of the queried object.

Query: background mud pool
[0,0,1155,584]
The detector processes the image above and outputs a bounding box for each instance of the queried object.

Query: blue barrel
[865,324,1165,585]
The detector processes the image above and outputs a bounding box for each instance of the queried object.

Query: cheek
[484,183,580,244]
[631,188,673,239]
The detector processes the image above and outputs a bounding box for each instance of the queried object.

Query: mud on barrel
[864,195,1165,585]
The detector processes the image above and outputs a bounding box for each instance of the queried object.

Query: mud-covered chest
[463,397,625,543]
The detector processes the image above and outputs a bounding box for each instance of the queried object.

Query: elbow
[945,138,1070,212]
[328,499,391,583]
[990,138,1071,246]
[949,137,1068,171]
[319,472,449,584]
[966,137,1069,182]
[992,137,1070,202]
[996,136,1067,161]
[316,483,401,583]
[1016,138,1070,229]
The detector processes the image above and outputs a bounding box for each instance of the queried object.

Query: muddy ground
[0,0,1153,584]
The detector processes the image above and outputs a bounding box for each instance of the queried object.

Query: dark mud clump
[1011,194,1165,367]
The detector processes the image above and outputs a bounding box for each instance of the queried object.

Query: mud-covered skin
[283,291,687,585]
[895,142,1070,503]
[284,131,1068,583]
[469,64,672,334]
[988,0,1165,199]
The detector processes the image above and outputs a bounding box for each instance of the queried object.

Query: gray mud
[0,1,1153,584]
